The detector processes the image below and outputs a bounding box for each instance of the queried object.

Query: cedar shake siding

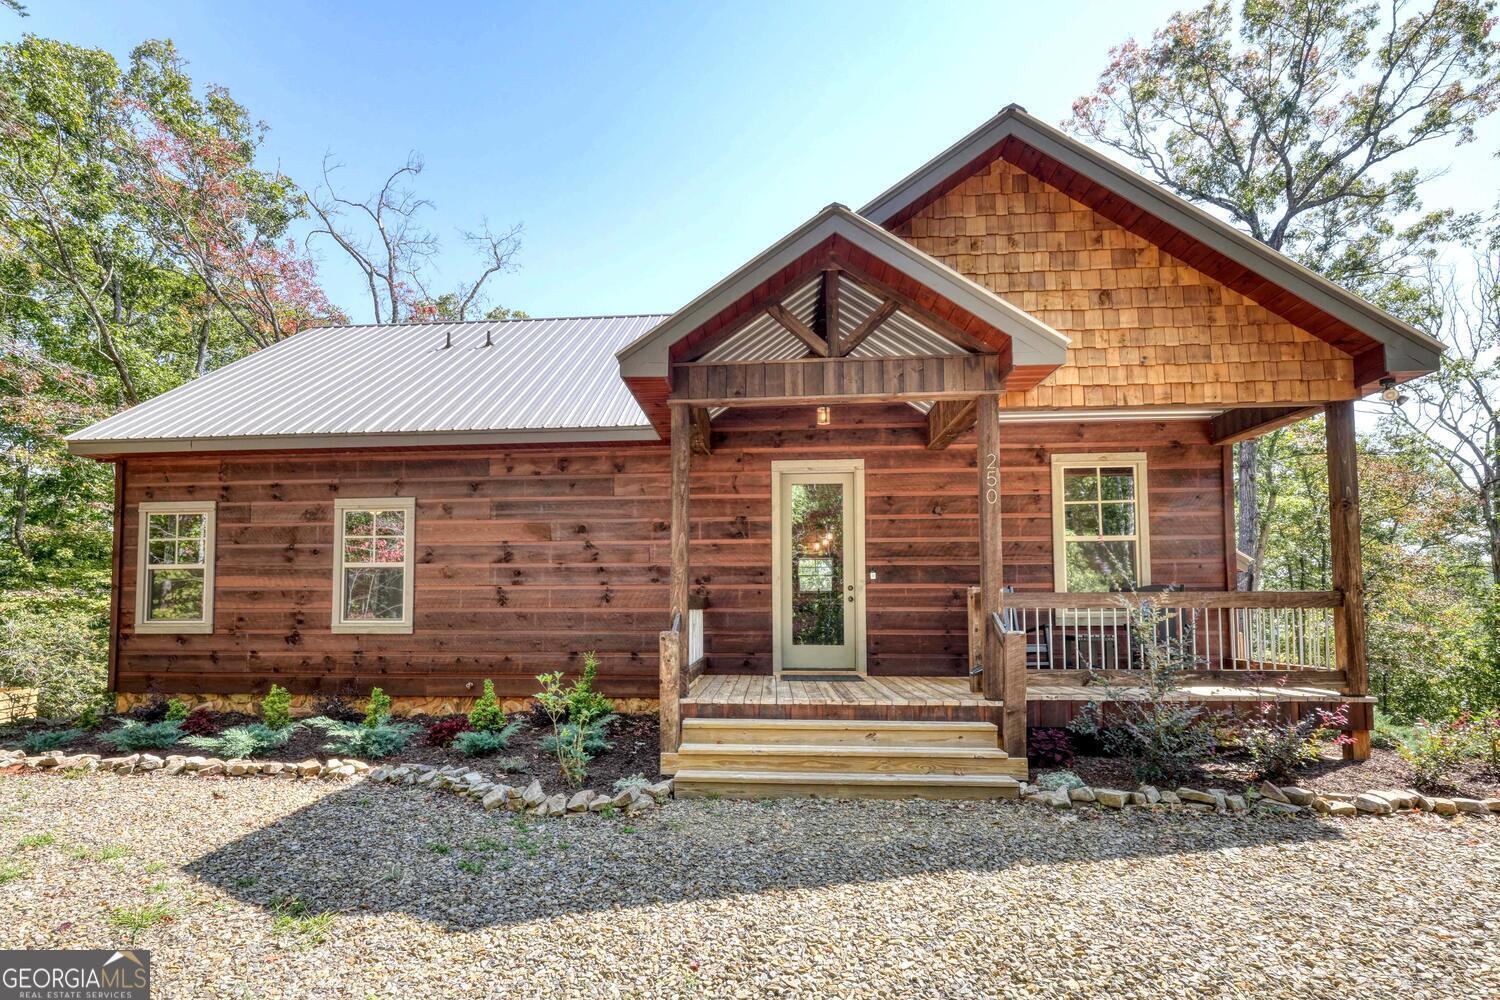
[115,403,1228,698]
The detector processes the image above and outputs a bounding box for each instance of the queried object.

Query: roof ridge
[302,313,673,333]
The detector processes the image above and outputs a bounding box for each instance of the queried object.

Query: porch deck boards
[683,674,997,724]
[1025,670,1377,704]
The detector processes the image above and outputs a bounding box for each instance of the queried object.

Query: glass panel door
[777,470,859,671]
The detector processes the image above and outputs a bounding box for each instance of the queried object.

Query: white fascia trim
[67,425,662,457]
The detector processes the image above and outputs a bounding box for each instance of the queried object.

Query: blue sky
[9,1,1498,323]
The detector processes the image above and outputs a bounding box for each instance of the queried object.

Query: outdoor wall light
[816,406,832,426]
[1379,378,1408,405]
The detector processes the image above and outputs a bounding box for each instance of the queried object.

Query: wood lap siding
[114,407,1228,696]
[893,157,1356,408]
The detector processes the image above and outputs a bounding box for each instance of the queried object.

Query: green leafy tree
[1068,0,1500,587]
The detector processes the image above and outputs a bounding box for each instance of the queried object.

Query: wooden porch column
[662,404,692,758]
[976,393,1025,758]
[1325,401,1370,760]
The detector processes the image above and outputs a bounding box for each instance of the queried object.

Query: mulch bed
[2,711,663,796]
[1060,747,1500,800]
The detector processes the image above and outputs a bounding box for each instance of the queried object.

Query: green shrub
[22,728,85,753]
[468,679,506,733]
[612,773,651,794]
[99,720,183,751]
[363,687,392,728]
[564,652,613,725]
[1398,719,1472,788]
[260,685,293,730]
[452,721,524,757]
[0,590,108,719]
[539,716,616,758]
[184,722,298,758]
[164,698,190,722]
[1034,770,1085,792]
[1239,702,1348,783]
[307,716,416,758]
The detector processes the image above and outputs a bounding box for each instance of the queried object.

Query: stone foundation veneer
[114,691,660,718]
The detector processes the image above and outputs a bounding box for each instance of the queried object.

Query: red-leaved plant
[179,710,218,737]
[425,716,473,748]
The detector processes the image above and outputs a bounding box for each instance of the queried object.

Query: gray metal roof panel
[68,315,669,455]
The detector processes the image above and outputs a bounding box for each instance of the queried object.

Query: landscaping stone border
[1020,777,1500,819]
[0,749,672,819]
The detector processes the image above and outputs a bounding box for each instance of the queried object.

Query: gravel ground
[2,773,1497,999]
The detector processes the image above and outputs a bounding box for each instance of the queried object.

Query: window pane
[147,514,174,540]
[1100,501,1136,537]
[176,539,203,565]
[374,509,406,536]
[373,536,405,563]
[1099,468,1136,500]
[344,510,375,535]
[344,539,375,564]
[1064,540,1137,592]
[1064,503,1099,537]
[148,568,205,621]
[789,482,844,646]
[344,567,405,621]
[176,513,205,539]
[147,540,174,565]
[1062,469,1097,502]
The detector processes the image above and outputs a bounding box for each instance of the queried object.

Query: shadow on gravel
[183,782,1347,932]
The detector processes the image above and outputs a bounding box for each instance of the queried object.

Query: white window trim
[1050,452,1151,593]
[135,500,216,634]
[332,497,416,635]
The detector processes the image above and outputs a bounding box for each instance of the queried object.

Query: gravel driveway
[2,772,1496,999]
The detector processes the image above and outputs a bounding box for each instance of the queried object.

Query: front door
[772,461,865,673]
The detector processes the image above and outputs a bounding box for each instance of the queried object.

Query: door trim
[770,459,867,677]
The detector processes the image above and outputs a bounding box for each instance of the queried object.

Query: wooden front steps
[671,718,1025,800]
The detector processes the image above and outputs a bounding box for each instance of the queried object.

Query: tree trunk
[1234,439,1259,590]
[10,462,31,560]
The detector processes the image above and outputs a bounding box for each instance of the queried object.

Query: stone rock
[505,793,526,812]
[566,790,596,812]
[226,759,251,776]
[1068,786,1096,803]
[1355,793,1393,815]
[1158,790,1180,806]
[1177,788,1216,805]
[325,758,343,769]
[1182,801,1216,812]
[260,761,283,776]
[332,764,356,779]
[296,759,321,778]
[1327,801,1358,817]
[161,759,187,776]
[1045,788,1072,809]
[645,780,673,803]
[198,759,225,776]
[349,760,370,774]
[100,755,137,773]
[1138,785,1161,805]
[1281,786,1317,807]
[1225,794,1247,813]
[1371,789,1414,811]
[481,787,510,811]
[1310,797,1331,814]
[1209,789,1229,813]
[589,795,615,813]
[33,752,64,768]
[544,793,568,816]
[1484,799,1500,814]
[522,780,546,807]
[136,754,164,771]
[1452,798,1486,815]
[182,756,207,772]
[1094,788,1129,809]
[1410,792,1433,811]
[1320,790,1356,803]
[1431,797,1458,816]
[609,789,634,809]
[1255,799,1303,815]
[1259,781,1290,804]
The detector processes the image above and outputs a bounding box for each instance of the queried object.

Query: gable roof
[66,315,666,456]
[860,104,1444,386]
[615,203,1070,379]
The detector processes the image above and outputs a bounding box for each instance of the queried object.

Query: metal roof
[67,315,669,455]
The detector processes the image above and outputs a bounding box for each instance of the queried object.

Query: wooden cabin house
[69,106,1441,798]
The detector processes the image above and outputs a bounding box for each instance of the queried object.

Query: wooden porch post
[976,393,1025,758]
[1325,401,1370,760]
[661,404,692,758]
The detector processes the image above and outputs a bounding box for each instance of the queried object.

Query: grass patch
[270,895,333,946]
[16,832,55,850]
[457,858,484,875]
[71,843,130,862]
[107,903,175,933]
[425,842,452,856]
[464,837,504,854]
[0,860,29,885]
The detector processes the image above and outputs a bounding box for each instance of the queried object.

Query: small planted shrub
[1399,718,1473,788]
[468,679,506,733]
[534,653,616,787]
[308,717,417,759]
[22,728,85,754]
[260,684,293,730]
[612,773,651,794]
[164,698,190,722]
[539,717,616,758]
[451,721,524,758]
[100,720,184,752]
[564,652,613,726]
[1240,701,1349,783]
[179,710,218,737]
[184,723,297,758]
[311,690,362,723]
[363,687,392,728]
[425,715,473,748]
[1028,728,1075,768]
[1034,769,1085,792]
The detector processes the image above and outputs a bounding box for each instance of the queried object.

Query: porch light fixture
[816,405,832,427]
[1378,378,1408,405]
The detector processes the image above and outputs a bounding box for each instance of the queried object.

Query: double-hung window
[333,497,415,633]
[1051,453,1150,593]
[136,501,216,633]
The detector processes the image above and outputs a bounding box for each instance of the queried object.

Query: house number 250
[984,452,999,506]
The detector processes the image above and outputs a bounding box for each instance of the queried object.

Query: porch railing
[994,591,1343,674]
[659,595,709,757]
